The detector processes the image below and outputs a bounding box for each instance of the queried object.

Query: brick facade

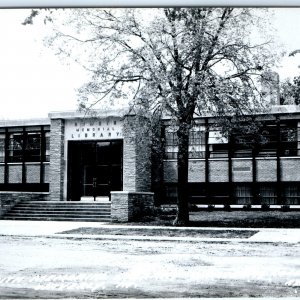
[163,158,300,184]
[0,192,49,216]
[123,114,151,192]
[110,114,154,221]
[209,160,229,182]
[281,158,300,181]
[26,164,41,183]
[49,118,65,201]
[232,159,253,182]
[256,159,277,182]
[111,191,154,222]
[8,164,22,183]
[2,107,300,220]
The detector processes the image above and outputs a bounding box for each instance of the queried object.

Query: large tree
[25,8,278,225]
[280,76,300,105]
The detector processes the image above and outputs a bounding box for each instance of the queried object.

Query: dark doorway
[67,140,123,201]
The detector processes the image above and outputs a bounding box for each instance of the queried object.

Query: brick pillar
[123,114,151,192]
[49,118,65,201]
[111,191,155,222]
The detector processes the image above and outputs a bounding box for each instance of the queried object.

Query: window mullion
[22,128,26,185]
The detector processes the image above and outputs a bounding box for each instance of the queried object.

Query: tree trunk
[173,122,190,226]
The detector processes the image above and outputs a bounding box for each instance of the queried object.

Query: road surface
[0,231,299,298]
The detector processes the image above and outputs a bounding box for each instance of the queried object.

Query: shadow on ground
[127,211,300,228]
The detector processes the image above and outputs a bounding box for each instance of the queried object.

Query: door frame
[67,140,123,201]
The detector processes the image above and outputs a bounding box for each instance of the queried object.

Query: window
[165,131,177,146]
[9,133,23,162]
[45,132,50,162]
[26,133,41,162]
[189,127,205,159]
[6,130,52,163]
[232,121,298,158]
[257,125,277,157]
[208,130,228,158]
[164,125,205,159]
[258,184,277,205]
[283,184,300,205]
[0,134,5,163]
[233,133,254,158]
[280,123,297,156]
[164,130,178,159]
[0,126,50,192]
[8,133,42,162]
[234,184,252,205]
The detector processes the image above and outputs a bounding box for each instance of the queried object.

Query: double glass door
[83,165,110,199]
[68,140,123,201]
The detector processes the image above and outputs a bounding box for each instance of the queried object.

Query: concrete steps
[1,201,111,222]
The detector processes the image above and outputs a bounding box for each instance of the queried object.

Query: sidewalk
[0,220,299,243]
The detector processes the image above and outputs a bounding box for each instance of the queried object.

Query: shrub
[132,204,157,222]
[207,204,215,212]
[224,204,231,211]
[189,203,200,212]
[243,204,252,211]
[158,207,177,215]
[261,203,270,211]
[281,205,290,212]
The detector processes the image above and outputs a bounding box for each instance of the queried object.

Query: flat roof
[49,107,130,119]
[0,105,300,127]
[0,118,50,127]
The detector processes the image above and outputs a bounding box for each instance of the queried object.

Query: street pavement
[0,220,299,298]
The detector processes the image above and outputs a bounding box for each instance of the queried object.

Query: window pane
[280,123,297,156]
[0,134,5,163]
[26,133,41,162]
[9,134,23,162]
[45,132,50,162]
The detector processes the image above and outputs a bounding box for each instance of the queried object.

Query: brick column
[111,191,154,222]
[123,114,151,192]
[49,118,65,201]
[111,114,153,222]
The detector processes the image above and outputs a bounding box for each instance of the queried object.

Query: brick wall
[0,165,4,183]
[8,164,22,183]
[188,160,206,182]
[0,163,49,185]
[232,159,252,182]
[164,159,207,183]
[123,115,151,192]
[209,160,229,182]
[111,191,154,222]
[43,163,49,183]
[0,192,50,216]
[26,163,40,183]
[164,159,229,183]
[163,157,300,184]
[281,158,300,181]
[49,119,65,201]
[256,159,277,182]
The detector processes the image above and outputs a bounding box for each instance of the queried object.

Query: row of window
[164,122,299,159]
[0,129,50,163]
[164,182,300,205]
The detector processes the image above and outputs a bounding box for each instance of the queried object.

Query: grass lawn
[59,227,258,238]
[129,210,300,228]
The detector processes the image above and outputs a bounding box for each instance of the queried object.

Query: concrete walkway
[0,220,299,243]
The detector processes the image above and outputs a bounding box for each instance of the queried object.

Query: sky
[0,8,300,119]
[0,9,88,120]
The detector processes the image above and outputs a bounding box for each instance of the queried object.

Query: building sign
[65,117,123,140]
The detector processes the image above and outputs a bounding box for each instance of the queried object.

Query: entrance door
[68,140,123,201]
[83,165,110,199]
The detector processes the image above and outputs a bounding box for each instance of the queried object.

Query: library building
[0,101,300,222]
